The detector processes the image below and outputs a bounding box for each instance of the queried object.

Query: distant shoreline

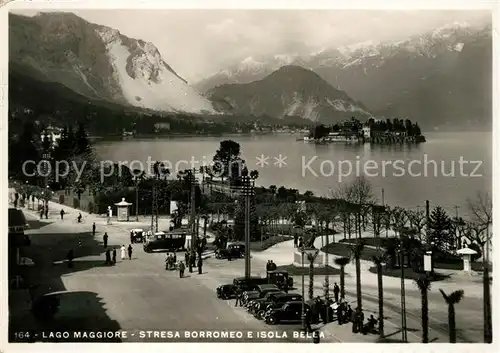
[90,131,301,141]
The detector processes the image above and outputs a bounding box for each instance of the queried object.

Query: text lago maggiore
[37,330,325,340]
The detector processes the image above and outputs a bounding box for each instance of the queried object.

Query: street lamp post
[134,176,139,221]
[301,250,306,331]
[301,247,319,331]
[398,238,408,342]
[241,175,255,279]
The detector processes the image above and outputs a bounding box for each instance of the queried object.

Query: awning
[8,208,28,232]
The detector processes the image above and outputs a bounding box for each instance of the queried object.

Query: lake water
[94,132,492,217]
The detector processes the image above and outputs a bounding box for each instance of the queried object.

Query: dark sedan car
[248,291,285,315]
[264,301,310,325]
[242,284,280,305]
[215,243,245,259]
[216,284,237,300]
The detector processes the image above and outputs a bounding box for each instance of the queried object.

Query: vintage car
[248,291,285,315]
[215,276,268,300]
[215,242,245,259]
[267,270,294,290]
[143,230,188,252]
[263,293,303,315]
[130,229,145,243]
[264,301,310,325]
[242,284,281,306]
[216,284,237,300]
[233,276,268,291]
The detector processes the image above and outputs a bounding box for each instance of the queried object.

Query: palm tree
[372,254,385,339]
[334,257,350,300]
[350,240,365,310]
[306,251,319,300]
[415,275,432,343]
[439,289,465,343]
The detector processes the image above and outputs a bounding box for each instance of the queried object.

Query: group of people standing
[175,250,203,278]
[103,232,133,265]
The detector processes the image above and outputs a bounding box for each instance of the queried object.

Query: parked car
[262,293,303,318]
[215,242,245,259]
[242,284,281,306]
[264,301,310,325]
[216,276,268,300]
[130,229,145,243]
[248,291,286,315]
[143,230,187,252]
[267,270,294,289]
[216,284,237,300]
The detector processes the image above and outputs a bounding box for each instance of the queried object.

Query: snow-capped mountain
[208,65,372,123]
[9,12,217,114]
[195,21,492,129]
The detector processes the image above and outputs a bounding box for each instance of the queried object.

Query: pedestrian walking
[351,310,358,333]
[130,231,134,244]
[103,233,108,248]
[44,207,48,219]
[336,304,343,325]
[39,209,44,219]
[185,251,190,265]
[178,261,185,278]
[270,260,277,271]
[66,249,74,268]
[92,222,96,236]
[298,236,303,248]
[346,305,353,324]
[305,308,313,333]
[105,249,111,265]
[358,309,365,333]
[293,234,298,248]
[77,213,82,223]
[333,283,340,303]
[197,257,203,274]
[235,290,242,307]
[173,252,177,263]
[128,244,133,260]
[120,245,126,260]
[60,209,65,220]
[112,248,117,265]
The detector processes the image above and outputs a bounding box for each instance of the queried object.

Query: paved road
[10,210,318,343]
[10,202,486,343]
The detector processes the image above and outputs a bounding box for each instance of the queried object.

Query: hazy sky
[13,9,491,82]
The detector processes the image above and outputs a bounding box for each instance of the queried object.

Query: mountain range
[9,13,492,130]
[9,12,217,115]
[207,65,371,123]
[196,21,492,130]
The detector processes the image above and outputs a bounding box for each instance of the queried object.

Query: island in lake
[300,117,426,144]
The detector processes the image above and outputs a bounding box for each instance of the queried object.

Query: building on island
[154,122,171,132]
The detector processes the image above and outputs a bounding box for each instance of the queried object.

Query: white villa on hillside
[40,126,62,147]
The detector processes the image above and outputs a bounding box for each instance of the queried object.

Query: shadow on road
[9,228,123,342]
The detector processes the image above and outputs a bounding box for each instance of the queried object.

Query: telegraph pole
[189,169,197,254]
[241,175,254,279]
[400,238,408,343]
[151,165,159,233]
[484,226,492,343]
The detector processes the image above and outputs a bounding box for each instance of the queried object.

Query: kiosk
[115,198,132,222]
